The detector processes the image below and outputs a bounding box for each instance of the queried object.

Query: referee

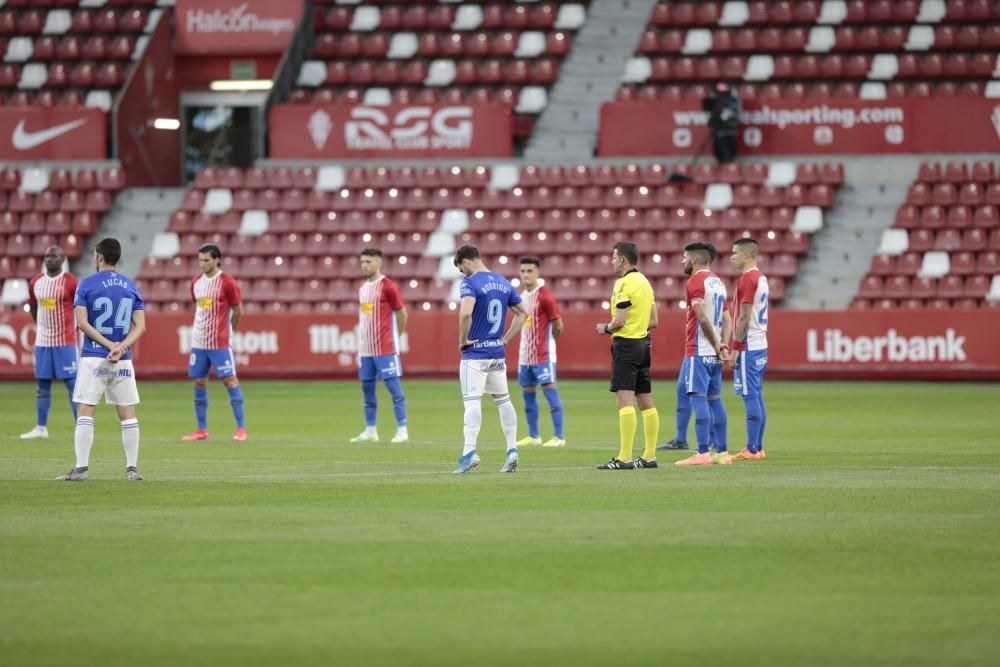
[595,241,660,470]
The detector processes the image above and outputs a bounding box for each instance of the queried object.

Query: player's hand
[728,353,738,370]
[460,338,478,351]
[107,345,124,362]
[596,323,609,335]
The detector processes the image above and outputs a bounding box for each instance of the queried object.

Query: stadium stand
[618,0,1000,102]
[138,160,844,314]
[851,159,1000,309]
[293,1,590,142]
[0,0,163,111]
[0,166,124,310]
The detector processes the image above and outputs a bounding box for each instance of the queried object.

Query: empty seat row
[895,204,1000,229]
[313,30,572,59]
[306,57,560,86]
[850,297,999,309]
[0,61,126,88]
[0,233,84,259]
[856,273,994,298]
[906,182,1000,206]
[637,24,1000,55]
[0,190,111,213]
[0,167,124,192]
[0,211,99,236]
[916,160,998,183]
[871,250,1000,275]
[315,3,586,32]
[617,79,994,102]
[3,34,137,62]
[0,9,150,36]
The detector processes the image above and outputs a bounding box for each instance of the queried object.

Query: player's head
[360,247,384,278]
[95,237,121,269]
[611,241,639,276]
[706,243,718,262]
[43,246,65,274]
[682,242,713,275]
[197,244,223,275]
[453,245,481,277]
[732,237,759,271]
[519,256,541,289]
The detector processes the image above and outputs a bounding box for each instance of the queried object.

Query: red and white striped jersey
[685,269,728,357]
[190,271,242,350]
[358,276,404,357]
[28,272,78,347]
[731,268,769,352]
[518,285,561,365]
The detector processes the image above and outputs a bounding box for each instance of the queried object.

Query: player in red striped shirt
[21,246,79,439]
[515,257,565,447]
[350,248,409,444]
[181,244,246,442]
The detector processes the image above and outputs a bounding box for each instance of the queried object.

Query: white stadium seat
[388,33,418,59]
[490,165,519,191]
[916,0,946,23]
[744,55,774,81]
[452,5,483,31]
[239,210,269,237]
[202,189,233,215]
[19,168,50,194]
[362,88,392,105]
[765,162,796,187]
[877,229,909,256]
[682,29,713,55]
[703,184,733,210]
[918,252,951,278]
[791,206,824,233]
[905,26,934,51]
[987,275,1000,302]
[718,2,750,27]
[18,63,47,90]
[296,61,326,88]
[350,7,381,32]
[149,232,180,259]
[4,37,33,63]
[316,166,346,192]
[860,82,887,100]
[85,90,112,111]
[424,231,457,258]
[515,32,547,58]
[817,0,847,25]
[42,10,72,35]
[868,54,898,80]
[515,87,548,114]
[806,27,836,53]
[622,57,651,83]
[555,4,586,30]
[440,209,470,234]
[0,279,29,307]
[424,60,457,87]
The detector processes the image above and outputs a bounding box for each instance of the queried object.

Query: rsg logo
[345,106,472,151]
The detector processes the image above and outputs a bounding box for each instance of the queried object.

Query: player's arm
[458,296,476,349]
[647,301,659,331]
[504,302,529,345]
[75,305,117,351]
[551,317,563,338]
[692,301,723,355]
[230,303,244,330]
[28,303,38,322]
[719,308,733,362]
[735,302,752,343]
[394,306,408,334]
[108,311,146,362]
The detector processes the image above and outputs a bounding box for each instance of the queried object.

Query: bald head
[43,246,65,276]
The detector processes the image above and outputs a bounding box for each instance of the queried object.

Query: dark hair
[453,244,481,266]
[733,237,760,257]
[683,241,713,265]
[519,256,541,267]
[95,238,122,266]
[198,244,222,259]
[360,247,383,258]
[612,241,639,266]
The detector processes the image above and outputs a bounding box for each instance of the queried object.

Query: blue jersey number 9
[487,298,504,335]
[93,297,134,335]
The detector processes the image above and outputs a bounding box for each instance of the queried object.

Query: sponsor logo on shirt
[198,297,213,309]
[41,298,57,310]
[360,302,374,315]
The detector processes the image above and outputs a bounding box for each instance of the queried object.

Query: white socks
[495,396,518,449]
[463,398,482,455]
[74,416,94,468]
[121,418,140,467]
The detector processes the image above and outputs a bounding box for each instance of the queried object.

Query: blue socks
[36,379,52,427]
[690,394,711,454]
[742,395,765,453]
[522,390,540,437]
[65,377,77,419]
[759,395,767,450]
[384,376,407,427]
[675,374,690,443]
[194,386,208,430]
[227,384,246,429]
[361,379,377,427]
[542,387,564,439]
[708,398,728,453]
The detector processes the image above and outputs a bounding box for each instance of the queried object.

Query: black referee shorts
[609,336,652,394]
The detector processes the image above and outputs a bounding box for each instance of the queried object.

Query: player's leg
[486,365,519,472]
[380,355,408,443]
[676,356,714,465]
[517,365,541,445]
[757,354,768,453]
[728,350,766,462]
[635,339,658,464]
[597,341,637,469]
[540,363,565,446]
[107,361,142,479]
[707,361,728,458]
[454,360,484,473]
[659,365,690,450]
[209,349,245,440]
[55,345,79,421]
[57,358,103,480]
[23,347,54,439]
[183,350,211,440]
[351,357,380,442]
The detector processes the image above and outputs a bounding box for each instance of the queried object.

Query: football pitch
[2,378,999,666]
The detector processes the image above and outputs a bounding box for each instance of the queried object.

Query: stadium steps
[783,155,922,309]
[523,0,658,162]
[73,187,184,279]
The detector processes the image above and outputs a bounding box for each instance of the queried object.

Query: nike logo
[11,118,89,151]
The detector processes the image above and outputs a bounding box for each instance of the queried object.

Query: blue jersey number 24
[93,297,134,335]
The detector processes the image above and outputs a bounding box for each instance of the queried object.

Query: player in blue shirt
[453,245,529,474]
[57,238,147,482]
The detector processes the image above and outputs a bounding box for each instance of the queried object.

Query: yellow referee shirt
[609,269,655,339]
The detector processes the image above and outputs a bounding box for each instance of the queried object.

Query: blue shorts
[682,354,723,396]
[519,362,557,387]
[189,348,237,379]
[35,345,78,380]
[733,349,768,397]
[359,354,402,381]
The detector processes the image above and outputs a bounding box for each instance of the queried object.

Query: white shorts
[73,357,141,406]
[460,358,509,399]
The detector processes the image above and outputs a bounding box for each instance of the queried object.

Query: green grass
[2,379,1000,666]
